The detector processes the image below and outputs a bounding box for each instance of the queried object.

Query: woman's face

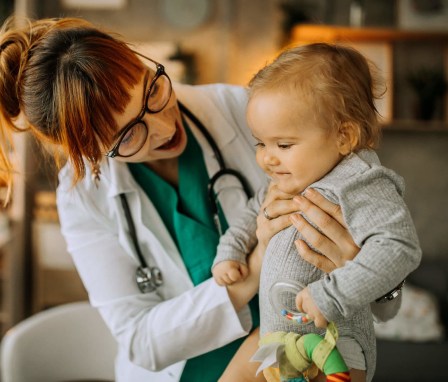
[111,69,187,164]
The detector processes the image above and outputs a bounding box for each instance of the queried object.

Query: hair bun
[0,17,33,121]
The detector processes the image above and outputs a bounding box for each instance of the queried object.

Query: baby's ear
[337,122,360,155]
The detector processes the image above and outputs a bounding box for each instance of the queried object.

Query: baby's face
[247,90,344,195]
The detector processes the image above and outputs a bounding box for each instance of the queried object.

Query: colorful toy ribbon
[253,322,351,382]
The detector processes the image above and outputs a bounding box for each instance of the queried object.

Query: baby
[213,43,421,382]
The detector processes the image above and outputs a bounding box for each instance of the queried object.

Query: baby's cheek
[255,151,267,172]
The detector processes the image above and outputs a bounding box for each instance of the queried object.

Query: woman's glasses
[106,55,172,158]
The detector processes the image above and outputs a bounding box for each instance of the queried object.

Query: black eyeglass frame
[106,54,172,158]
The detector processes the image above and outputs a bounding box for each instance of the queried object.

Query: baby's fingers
[227,268,244,283]
[239,264,249,280]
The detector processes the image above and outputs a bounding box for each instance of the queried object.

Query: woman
[0,17,398,382]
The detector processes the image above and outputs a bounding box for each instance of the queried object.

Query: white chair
[1,301,117,382]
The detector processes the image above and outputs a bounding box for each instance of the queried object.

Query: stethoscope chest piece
[136,266,164,293]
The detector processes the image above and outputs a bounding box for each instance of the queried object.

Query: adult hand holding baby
[291,188,360,273]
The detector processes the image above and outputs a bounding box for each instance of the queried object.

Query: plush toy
[253,322,351,382]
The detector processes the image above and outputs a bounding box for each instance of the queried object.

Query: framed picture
[348,42,394,123]
[61,0,126,10]
[398,0,448,31]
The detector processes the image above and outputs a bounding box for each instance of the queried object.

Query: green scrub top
[128,123,259,382]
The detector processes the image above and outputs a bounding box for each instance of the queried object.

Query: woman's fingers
[260,199,299,221]
[295,239,336,273]
[300,188,345,226]
[256,213,292,249]
[290,213,343,268]
[255,183,299,248]
[292,196,345,242]
[261,183,300,220]
[290,195,360,270]
[262,183,296,205]
[293,193,354,251]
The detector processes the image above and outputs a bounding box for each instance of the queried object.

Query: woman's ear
[337,122,360,155]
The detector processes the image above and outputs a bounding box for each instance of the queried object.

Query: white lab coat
[56,83,268,381]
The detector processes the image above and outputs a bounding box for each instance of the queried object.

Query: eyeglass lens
[117,73,171,157]
[117,122,148,157]
[147,73,171,112]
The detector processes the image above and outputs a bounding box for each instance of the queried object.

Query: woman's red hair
[0,17,145,202]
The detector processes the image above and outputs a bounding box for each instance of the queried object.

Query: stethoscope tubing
[121,103,250,292]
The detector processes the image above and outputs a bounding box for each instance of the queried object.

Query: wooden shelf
[289,24,448,44]
[288,24,448,128]
[382,120,448,133]
[0,311,10,324]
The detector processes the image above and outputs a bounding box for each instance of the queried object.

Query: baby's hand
[212,260,249,286]
[295,287,328,328]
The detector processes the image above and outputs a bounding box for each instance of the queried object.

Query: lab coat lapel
[105,159,191,286]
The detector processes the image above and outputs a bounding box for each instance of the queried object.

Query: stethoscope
[120,102,251,293]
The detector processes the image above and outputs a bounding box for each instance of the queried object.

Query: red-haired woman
[0,17,396,382]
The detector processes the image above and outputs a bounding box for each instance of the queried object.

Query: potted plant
[407,68,446,120]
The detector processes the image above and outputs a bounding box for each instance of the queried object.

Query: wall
[378,130,448,260]
[31,0,283,86]
[26,0,397,86]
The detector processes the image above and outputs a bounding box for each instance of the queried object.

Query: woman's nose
[146,115,170,141]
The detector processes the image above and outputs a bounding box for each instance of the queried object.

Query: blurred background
[0,1,448,380]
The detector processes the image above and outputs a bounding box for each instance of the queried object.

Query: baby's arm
[295,286,328,328]
[291,187,403,323]
[307,165,421,322]
[213,260,249,286]
[212,186,266,285]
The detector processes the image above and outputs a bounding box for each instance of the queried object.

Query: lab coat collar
[174,82,237,156]
[105,159,138,198]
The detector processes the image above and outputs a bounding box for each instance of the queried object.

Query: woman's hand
[227,183,299,312]
[290,188,360,273]
[256,183,298,250]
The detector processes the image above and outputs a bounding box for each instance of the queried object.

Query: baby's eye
[254,142,265,148]
[278,143,292,149]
